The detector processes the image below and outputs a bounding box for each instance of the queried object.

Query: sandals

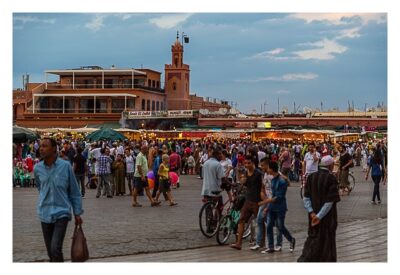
[169,202,178,206]
[151,201,161,207]
[132,203,142,207]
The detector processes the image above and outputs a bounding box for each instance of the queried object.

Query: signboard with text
[167,110,193,117]
[124,110,194,119]
[257,122,272,128]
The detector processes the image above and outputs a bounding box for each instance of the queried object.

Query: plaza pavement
[12,166,387,262]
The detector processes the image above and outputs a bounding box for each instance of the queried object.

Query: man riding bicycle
[201,146,229,214]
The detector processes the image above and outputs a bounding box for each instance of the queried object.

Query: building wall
[139,69,162,89]
[189,94,230,111]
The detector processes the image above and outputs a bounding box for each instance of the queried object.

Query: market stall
[251,129,335,142]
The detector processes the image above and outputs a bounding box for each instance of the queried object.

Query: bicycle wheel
[300,185,304,200]
[199,202,220,238]
[242,215,255,239]
[216,215,233,245]
[347,174,356,194]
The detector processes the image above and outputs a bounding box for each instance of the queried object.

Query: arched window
[173,82,177,91]
[151,100,155,111]
[152,80,155,88]
[148,79,151,87]
[146,100,150,111]
[156,101,160,111]
[141,99,145,110]
[161,102,164,111]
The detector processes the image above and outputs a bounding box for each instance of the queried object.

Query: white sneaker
[274,246,282,252]
[250,244,261,250]
[261,248,275,254]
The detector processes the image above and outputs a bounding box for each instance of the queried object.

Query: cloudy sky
[13,13,387,113]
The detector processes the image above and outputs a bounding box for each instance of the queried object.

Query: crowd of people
[13,137,387,202]
[197,138,387,261]
[12,135,387,262]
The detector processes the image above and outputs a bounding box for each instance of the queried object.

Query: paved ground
[13,166,387,262]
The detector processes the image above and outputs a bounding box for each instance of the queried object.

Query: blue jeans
[41,217,69,262]
[371,175,381,202]
[266,211,294,249]
[256,205,282,247]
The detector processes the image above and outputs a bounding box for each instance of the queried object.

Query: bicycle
[338,170,356,194]
[216,196,254,245]
[199,190,232,238]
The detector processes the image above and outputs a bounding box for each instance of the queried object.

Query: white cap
[320,155,334,167]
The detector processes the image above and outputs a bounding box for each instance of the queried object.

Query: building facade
[13,38,230,128]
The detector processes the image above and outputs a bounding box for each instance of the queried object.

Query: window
[104,79,113,88]
[142,99,145,110]
[157,81,160,88]
[80,98,94,113]
[173,82,177,91]
[161,102,164,111]
[151,100,155,111]
[37,97,49,113]
[148,79,151,87]
[49,97,63,112]
[95,97,108,113]
[147,100,150,111]
[124,79,132,88]
[112,99,125,113]
[156,101,160,111]
[64,97,75,113]
[127,98,135,110]
[152,80,155,88]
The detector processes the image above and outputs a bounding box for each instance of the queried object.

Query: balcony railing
[46,83,164,93]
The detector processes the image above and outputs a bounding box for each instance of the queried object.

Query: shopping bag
[71,224,89,262]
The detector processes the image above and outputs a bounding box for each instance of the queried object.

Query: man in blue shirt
[34,137,83,262]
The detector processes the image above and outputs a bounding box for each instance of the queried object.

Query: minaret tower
[164,32,190,110]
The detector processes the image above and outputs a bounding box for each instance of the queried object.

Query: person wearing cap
[298,155,341,262]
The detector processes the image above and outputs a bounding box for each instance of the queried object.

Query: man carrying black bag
[34,138,84,262]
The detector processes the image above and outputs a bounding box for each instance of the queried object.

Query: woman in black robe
[298,155,341,262]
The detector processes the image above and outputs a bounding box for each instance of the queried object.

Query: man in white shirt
[125,148,135,195]
[117,142,124,156]
[201,146,225,205]
[257,147,266,164]
[303,143,320,177]
[198,149,209,179]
